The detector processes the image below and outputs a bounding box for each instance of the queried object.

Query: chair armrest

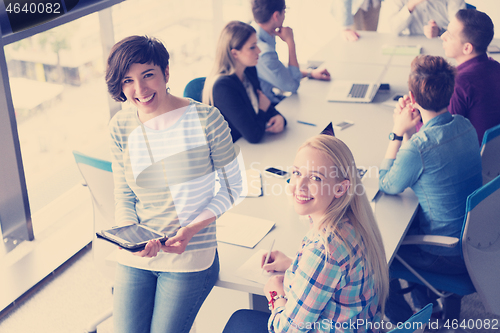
[401,235,459,248]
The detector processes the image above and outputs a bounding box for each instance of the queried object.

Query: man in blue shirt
[379,55,482,323]
[251,0,331,104]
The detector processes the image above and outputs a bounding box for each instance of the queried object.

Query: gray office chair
[73,151,115,333]
[480,123,500,185]
[390,174,500,319]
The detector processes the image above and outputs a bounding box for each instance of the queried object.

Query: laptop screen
[320,122,335,137]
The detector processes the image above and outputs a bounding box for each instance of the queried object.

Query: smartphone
[334,120,354,131]
[265,167,289,179]
[96,224,168,252]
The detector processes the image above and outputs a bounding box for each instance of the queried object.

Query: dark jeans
[222,309,270,333]
[386,244,467,323]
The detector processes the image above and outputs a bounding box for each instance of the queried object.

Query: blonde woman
[223,135,389,332]
[203,21,286,143]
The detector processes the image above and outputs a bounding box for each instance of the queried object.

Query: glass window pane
[5,13,109,232]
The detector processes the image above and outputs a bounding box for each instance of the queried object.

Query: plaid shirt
[269,219,381,332]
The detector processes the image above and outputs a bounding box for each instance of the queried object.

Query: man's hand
[311,68,331,81]
[424,20,440,39]
[275,26,295,45]
[342,29,360,42]
[393,95,421,136]
[407,0,427,12]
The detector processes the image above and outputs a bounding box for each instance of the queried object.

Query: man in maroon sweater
[441,9,500,144]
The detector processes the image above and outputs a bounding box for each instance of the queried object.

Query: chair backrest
[387,303,433,333]
[465,3,476,10]
[461,174,500,315]
[73,151,116,279]
[480,123,500,185]
[183,77,206,102]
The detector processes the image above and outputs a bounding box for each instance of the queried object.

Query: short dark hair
[105,35,170,102]
[456,9,494,54]
[408,55,456,112]
[251,0,285,24]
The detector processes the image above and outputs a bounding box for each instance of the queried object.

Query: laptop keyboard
[348,84,369,98]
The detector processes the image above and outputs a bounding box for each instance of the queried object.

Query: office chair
[480,123,500,185]
[387,303,433,333]
[73,151,115,333]
[183,77,206,102]
[390,174,500,320]
[465,3,476,10]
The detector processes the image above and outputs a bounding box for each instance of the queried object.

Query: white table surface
[215,31,500,296]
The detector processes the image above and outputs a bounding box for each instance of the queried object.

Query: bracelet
[268,291,288,310]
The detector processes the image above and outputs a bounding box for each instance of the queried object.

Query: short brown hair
[251,0,285,24]
[408,55,456,112]
[105,35,170,102]
[456,9,494,54]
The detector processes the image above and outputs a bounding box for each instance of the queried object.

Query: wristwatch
[389,132,403,141]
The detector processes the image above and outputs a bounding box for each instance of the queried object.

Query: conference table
[214,31,500,305]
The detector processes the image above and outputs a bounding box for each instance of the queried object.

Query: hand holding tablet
[96,224,168,252]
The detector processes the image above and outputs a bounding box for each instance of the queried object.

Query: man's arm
[379,100,423,194]
[386,0,426,35]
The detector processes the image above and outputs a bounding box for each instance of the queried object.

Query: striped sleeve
[109,115,139,225]
[203,106,243,218]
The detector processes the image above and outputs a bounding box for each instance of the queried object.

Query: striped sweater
[109,99,242,271]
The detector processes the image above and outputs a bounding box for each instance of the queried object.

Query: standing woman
[203,21,286,144]
[223,135,389,332]
[105,35,241,333]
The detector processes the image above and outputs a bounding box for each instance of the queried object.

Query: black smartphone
[96,224,168,252]
[265,167,289,179]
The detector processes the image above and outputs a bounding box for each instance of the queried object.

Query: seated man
[251,0,331,104]
[385,0,465,38]
[379,55,482,322]
[442,9,500,144]
[332,0,382,42]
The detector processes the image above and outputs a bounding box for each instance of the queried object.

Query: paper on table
[236,249,284,285]
[382,44,421,56]
[242,169,263,198]
[216,213,275,248]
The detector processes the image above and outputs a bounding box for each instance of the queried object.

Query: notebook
[326,80,380,103]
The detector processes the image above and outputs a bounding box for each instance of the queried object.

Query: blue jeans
[113,252,219,333]
[222,309,270,333]
[386,244,467,323]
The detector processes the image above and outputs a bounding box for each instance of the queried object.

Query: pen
[297,120,317,127]
[262,238,276,274]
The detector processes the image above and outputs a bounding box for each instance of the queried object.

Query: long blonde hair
[299,135,389,312]
[202,21,256,105]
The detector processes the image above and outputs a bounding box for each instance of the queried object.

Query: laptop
[326,80,380,103]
